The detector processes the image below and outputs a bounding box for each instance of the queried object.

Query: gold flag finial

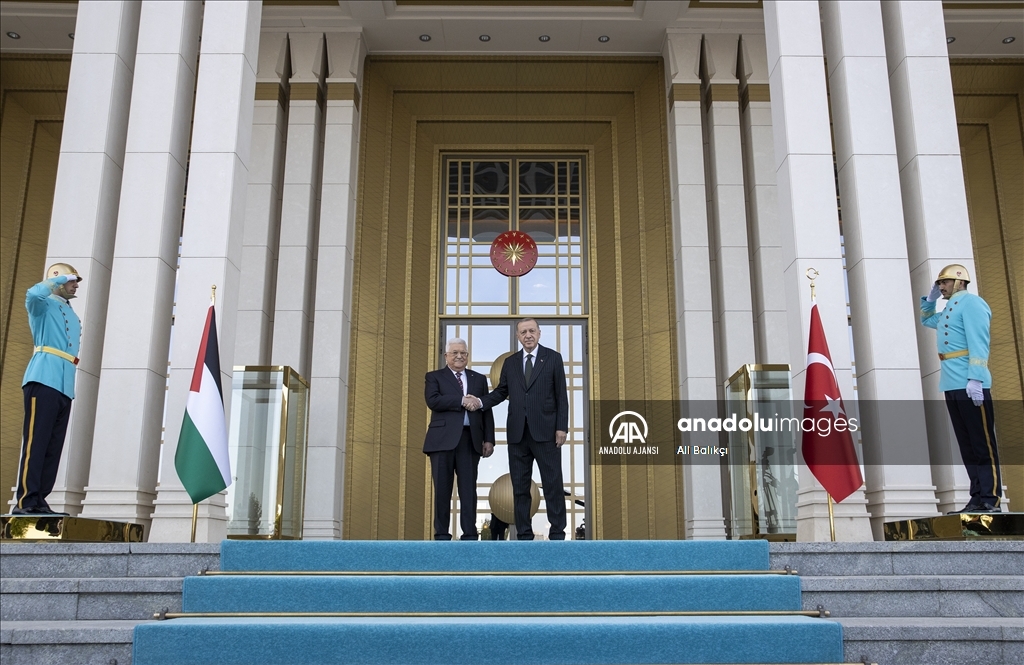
[211,284,217,306]
[805,268,818,301]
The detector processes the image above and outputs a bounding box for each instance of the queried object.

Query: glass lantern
[724,364,798,540]
[225,366,309,539]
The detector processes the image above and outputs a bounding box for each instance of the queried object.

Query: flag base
[883,512,1024,541]
[1,514,144,542]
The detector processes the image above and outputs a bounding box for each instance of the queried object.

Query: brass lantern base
[883,512,1024,541]
[1,514,144,542]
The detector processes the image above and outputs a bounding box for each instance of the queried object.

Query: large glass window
[443,158,586,316]
[440,155,589,539]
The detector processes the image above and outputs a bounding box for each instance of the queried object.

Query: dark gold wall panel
[345,57,681,539]
[952,60,1023,511]
[0,55,69,495]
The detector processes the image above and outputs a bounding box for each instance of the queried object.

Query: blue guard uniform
[920,285,1001,510]
[15,274,81,513]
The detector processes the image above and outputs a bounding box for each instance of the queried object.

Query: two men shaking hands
[423,318,570,541]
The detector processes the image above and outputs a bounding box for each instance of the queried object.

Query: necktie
[525,354,534,383]
[457,372,469,425]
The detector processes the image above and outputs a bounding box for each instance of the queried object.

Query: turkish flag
[801,303,863,502]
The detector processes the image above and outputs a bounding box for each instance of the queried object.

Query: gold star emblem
[503,242,525,265]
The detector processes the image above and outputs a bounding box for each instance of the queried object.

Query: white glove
[926,284,941,302]
[966,379,984,406]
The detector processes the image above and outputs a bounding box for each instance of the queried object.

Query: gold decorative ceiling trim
[327,82,360,109]
[289,82,322,102]
[707,83,739,103]
[671,83,701,105]
[745,83,770,102]
[254,82,287,107]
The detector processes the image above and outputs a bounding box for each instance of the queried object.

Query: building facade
[1,0,1021,542]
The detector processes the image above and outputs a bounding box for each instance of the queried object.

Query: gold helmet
[45,262,83,283]
[935,264,970,285]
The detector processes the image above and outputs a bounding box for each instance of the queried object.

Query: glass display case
[225,366,309,539]
[724,364,798,540]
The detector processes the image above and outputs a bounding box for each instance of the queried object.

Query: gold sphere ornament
[487,473,540,525]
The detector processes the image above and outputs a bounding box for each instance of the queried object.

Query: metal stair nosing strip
[156,609,831,619]
[199,568,799,576]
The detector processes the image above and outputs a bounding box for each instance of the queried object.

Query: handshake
[462,395,483,411]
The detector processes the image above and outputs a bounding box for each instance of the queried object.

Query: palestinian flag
[174,304,231,504]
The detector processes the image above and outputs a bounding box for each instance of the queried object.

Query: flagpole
[826,493,836,542]
[188,286,217,545]
[807,267,836,542]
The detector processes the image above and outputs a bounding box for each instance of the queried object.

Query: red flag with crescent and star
[801,302,863,502]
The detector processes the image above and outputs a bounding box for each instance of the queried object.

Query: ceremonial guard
[920,264,1002,513]
[13,263,82,515]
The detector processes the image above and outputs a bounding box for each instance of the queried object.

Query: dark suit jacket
[423,367,495,454]
[481,345,568,444]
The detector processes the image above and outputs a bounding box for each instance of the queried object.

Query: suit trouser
[429,426,480,540]
[945,388,1002,506]
[509,425,566,540]
[17,382,72,510]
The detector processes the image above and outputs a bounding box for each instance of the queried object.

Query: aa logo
[609,411,648,444]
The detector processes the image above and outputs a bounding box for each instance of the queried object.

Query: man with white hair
[422,338,495,540]
[13,263,82,515]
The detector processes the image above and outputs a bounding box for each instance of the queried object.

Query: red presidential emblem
[490,230,538,277]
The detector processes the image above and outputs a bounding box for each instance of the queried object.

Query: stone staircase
[1,540,1021,664]
[769,542,1024,665]
[0,543,219,665]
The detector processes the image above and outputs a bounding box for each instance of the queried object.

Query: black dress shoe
[11,506,47,515]
[39,503,70,516]
[946,503,981,515]
[972,503,1000,513]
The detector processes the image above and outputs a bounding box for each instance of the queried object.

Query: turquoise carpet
[133,540,843,664]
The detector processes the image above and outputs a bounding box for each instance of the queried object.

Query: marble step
[802,574,1024,618]
[4,617,1019,665]
[1,577,182,622]
[0,543,219,579]
[0,619,142,665]
[769,541,1024,577]
[835,616,1024,665]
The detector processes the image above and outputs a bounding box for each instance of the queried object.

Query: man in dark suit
[423,338,494,540]
[470,319,569,540]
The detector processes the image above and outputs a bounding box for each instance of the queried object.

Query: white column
[737,34,788,364]
[665,33,727,539]
[763,0,872,541]
[881,0,975,512]
[702,34,757,385]
[821,0,938,535]
[270,33,327,379]
[81,0,201,528]
[305,32,365,540]
[149,0,262,542]
[234,33,289,366]
[39,0,141,514]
